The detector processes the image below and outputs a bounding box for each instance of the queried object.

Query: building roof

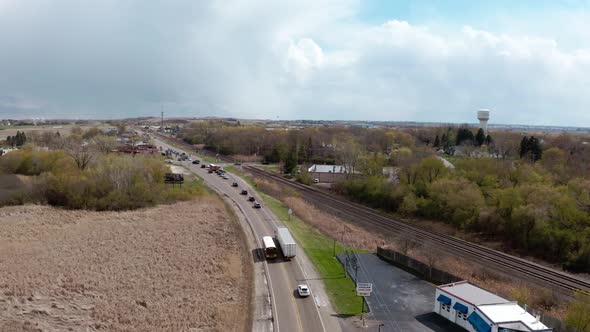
[308,164,349,174]
[478,303,550,331]
[438,281,551,331]
[438,281,506,306]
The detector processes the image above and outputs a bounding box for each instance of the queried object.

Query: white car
[222,175,229,180]
[314,178,320,184]
[165,159,173,164]
[297,284,310,297]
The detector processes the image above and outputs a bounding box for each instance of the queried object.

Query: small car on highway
[208,169,213,173]
[248,196,255,202]
[253,202,261,209]
[201,164,206,168]
[232,182,238,187]
[222,175,229,180]
[192,160,200,164]
[240,190,248,195]
[297,284,310,297]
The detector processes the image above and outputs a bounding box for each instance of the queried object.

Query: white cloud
[0,1,589,126]
[285,38,325,83]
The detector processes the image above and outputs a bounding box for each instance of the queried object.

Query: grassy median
[227,166,363,316]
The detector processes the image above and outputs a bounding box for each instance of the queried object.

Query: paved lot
[337,253,467,332]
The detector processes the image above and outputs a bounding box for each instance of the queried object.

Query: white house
[307,164,352,183]
[434,281,552,332]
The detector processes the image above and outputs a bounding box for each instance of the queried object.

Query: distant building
[307,164,353,183]
[435,281,551,332]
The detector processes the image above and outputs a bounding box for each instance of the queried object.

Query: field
[0,124,108,140]
[0,198,251,332]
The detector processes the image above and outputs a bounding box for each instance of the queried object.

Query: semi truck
[275,226,297,259]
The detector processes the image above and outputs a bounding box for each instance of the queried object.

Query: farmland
[0,124,109,141]
[0,198,251,331]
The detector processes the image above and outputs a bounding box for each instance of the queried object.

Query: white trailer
[275,226,297,258]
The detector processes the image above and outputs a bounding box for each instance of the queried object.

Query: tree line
[4,131,28,147]
[335,134,590,272]
[0,129,203,210]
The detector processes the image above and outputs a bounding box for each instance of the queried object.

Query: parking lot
[337,253,466,332]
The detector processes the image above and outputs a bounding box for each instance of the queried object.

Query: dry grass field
[0,198,251,332]
[0,124,109,140]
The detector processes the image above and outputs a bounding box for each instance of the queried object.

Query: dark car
[248,196,255,202]
[253,202,261,208]
[201,164,206,168]
[240,190,248,195]
[208,169,213,173]
[232,182,238,187]
[192,160,200,164]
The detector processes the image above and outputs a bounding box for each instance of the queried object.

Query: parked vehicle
[201,164,206,168]
[222,175,229,179]
[192,160,200,164]
[297,284,310,297]
[275,226,296,258]
[208,169,213,173]
[165,159,173,164]
[314,178,320,184]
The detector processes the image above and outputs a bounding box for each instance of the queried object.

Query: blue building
[434,281,552,332]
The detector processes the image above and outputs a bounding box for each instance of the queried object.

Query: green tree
[475,128,485,146]
[520,136,530,159]
[429,178,485,229]
[433,134,440,148]
[529,136,543,162]
[283,148,297,174]
[357,152,386,176]
[456,127,474,146]
[418,157,447,183]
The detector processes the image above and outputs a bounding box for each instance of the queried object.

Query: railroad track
[244,165,590,295]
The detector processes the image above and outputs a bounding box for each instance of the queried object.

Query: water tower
[477,109,490,134]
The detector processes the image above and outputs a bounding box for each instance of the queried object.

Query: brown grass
[0,197,251,332]
[0,124,108,141]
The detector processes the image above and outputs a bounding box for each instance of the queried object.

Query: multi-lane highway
[155,137,340,332]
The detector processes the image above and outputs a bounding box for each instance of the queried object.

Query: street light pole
[378,323,385,332]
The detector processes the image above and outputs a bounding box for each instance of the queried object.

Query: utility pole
[161,106,164,133]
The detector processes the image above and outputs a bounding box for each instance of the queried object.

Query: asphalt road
[155,138,330,332]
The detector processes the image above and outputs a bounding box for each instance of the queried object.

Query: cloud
[0,1,589,126]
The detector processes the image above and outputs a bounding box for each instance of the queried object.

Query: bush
[1,148,203,210]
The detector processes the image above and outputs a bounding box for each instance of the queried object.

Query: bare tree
[93,135,118,154]
[66,140,96,171]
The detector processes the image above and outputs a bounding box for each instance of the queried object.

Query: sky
[1,0,590,126]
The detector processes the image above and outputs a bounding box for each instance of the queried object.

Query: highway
[155,138,337,332]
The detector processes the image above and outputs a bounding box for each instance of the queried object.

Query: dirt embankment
[0,197,252,332]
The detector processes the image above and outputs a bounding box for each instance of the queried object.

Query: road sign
[356,282,373,297]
